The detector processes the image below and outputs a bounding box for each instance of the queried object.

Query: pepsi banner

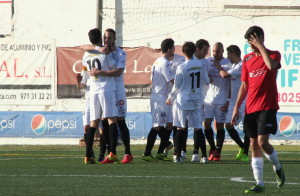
[1,111,300,140]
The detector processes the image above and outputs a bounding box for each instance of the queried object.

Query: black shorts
[243,110,278,138]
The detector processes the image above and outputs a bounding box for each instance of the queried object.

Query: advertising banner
[56,46,184,98]
[0,39,56,105]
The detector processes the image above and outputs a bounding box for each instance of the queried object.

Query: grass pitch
[0,145,299,196]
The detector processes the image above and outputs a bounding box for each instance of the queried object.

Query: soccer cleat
[275,167,285,188]
[236,148,245,160]
[100,156,114,164]
[181,151,187,160]
[155,153,171,161]
[98,156,105,163]
[108,152,120,163]
[84,157,96,164]
[213,153,221,161]
[163,141,173,156]
[200,157,208,164]
[245,184,265,194]
[142,154,157,162]
[191,154,200,162]
[121,154,134,164]
[241,154,250,162]
[208,149,216,161]
[174,157,183,164]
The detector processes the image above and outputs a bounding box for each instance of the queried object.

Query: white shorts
[83,98,90,126]
[225,102,245,124]
[116,91,127,117]
[90,91,118,121]
[151,93,172,127]
[204,103,227,123]
[173,107,202,129]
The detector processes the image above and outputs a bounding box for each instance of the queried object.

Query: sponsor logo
[279,115,296,137]
[31,114,77,135]
[0,119,16,131]
[244,43,252,55]
[31,114,46,135]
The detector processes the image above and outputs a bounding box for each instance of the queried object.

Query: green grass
[0,145,299,196]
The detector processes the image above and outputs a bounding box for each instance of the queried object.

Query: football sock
[109,123,118,155]
[193,130,200,154]
[175,129,185,157]
[86,127,96,157]
[204,128,216,150]
[195,128,207,157]
[99,133,106,157]
[252,157,264,186]
[172,127,177,152]
[84,133,87,143]
[117,120,131,155]
[157,127,168,154]
[264,150,281,171]
[165,128,173,146]
[216,128,225,153]
[227,128,244,148]
[182,127,188,152]
[144,128,158,156]
[101,120,110,154]
[244,135,250,156]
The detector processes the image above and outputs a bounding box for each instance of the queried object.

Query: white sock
[264,150,281,171]
[252,157,264,186]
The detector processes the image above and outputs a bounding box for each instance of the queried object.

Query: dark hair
[195,39,209,50]
[244,26,264,40]
[182,42,196,58]
[88,28,102,45]
[105,28,116,39]
[161,38,174,53]
[226,45,241,57]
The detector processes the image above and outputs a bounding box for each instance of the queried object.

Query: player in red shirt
[231,26,285,194]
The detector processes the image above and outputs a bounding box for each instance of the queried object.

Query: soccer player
[232,26,285,194]
[142,38,175,162]
[88,28,133,164]
[190,39,210,163]
[167,42,209,163]
[204,42,231,161]
[168,53,186,160]
[214,45,250,162]
[81,28,119,164]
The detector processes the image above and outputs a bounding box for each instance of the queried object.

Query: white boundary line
[0,174,299,185]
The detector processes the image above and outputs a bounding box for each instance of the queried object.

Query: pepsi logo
[31,114,46,135]
[279,115,295,137]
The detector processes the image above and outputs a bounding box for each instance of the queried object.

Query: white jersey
[228,60,245,105]
[151,57,175,94]
[168,54,185,92]
[111,47,126,94]
[204,57,231,104]
[82,50,116,94]
[168,58,210,110]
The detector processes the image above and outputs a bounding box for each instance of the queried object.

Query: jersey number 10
[87,59,102,71]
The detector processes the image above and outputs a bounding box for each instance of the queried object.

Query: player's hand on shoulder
[166,99,172,105]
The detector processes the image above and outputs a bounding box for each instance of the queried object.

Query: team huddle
[78,26,285,194]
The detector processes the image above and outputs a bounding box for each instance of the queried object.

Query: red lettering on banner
[0,61,10,77]
[13,58,25,77]
[34,67,51,78]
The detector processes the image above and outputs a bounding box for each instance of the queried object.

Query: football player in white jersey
[81,28,119,164]
[204,42,232,161]
[190,39,210,163]
[142,38,175,162]
[87,28,133,164]
[167,42,210,163]
[167,54,186,159]
[214,45,250,162]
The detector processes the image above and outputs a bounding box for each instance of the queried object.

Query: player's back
[151,57,174,94]
[82,50,116,94]
[176,59,209,110]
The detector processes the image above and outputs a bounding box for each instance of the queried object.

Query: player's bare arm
[97,68,124,77]
[214,60,231,78]
[75,74,85,89]
[248,33,279,70]
[88,68,101,76]
[80,45,111,54]
[231,81,248,125]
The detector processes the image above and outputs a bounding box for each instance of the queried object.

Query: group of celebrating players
[78,25,285,194]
